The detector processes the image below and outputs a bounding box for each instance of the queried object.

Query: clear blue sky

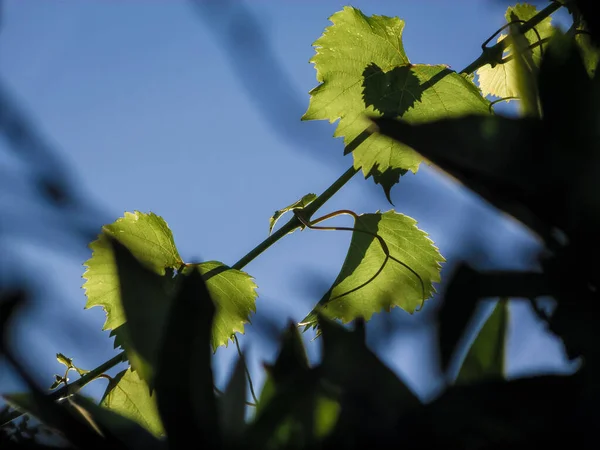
[0,0,574,404]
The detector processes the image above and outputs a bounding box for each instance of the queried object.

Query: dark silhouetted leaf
[154,266,220,449]
[455,298,510,384]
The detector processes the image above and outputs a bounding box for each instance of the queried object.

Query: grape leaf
[477,3,554,101]
[269,193,317,235]
[185,262,258,351]
[101,368,164,437]
[83,212,257,352]
[300,211,444,328]
[302,6,489,197]
[82,211,183,331]
[455,299,509,384]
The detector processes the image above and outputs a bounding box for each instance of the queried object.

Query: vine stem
[460,1,564,75]
[231,166,359,270]
[233,334,258,405]
[0,166,360,427]
[1,352,127,427]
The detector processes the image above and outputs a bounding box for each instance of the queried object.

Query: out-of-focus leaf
[455,299,510,384]
[248,324,328,449]
[154,266,221,449]
[3,393,110,449]
[109,237,175,383]
[218,355,248,442]
[319,318,420,448]
[70,394,164,450]
[437,264,482,374]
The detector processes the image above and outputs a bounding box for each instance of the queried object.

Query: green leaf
[101,368,165,437]
[154,266,221,449]
[437,264,482,373]
[190,262,258,351]
[318,318,420,445]
[248,325,327,449]
[109,237,176,382]
[303,6,489,195]
[455,299,510,384]
[300,211,444,328]
[84,212,257,357]
[477,3,554,102]
[56,353,73,369]
[83,211,183,332]
[69,394,163,450]
[269,193,317,235]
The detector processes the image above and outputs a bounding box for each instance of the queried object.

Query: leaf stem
[233,334,258,405]
[460,1,564,75]
[231,166,359,270]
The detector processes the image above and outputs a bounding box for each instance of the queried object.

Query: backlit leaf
[83,212,257,354]
[101,368,164,437]
[477,3,554,102]
[300,211,444,328]
[303,6,489,196]
[82,211,183,332]
[186,262,258,351]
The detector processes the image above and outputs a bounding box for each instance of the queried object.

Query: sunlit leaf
[300,211,444,328]
[455,299,510,384]
[83,211,183,332]
[83,212,257,356]
[477,3,554,102]
[186,262,258,351]
[303,6,489,196]
[101,368,164,438]
[70,395,162,449]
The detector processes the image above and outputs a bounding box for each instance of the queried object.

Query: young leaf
[455,299,510,384]
[100,369,164,438]
[303,6,489,196]
[269,193,317,235]
[476,3,554,101]
[83,211,183,332]
[300,211,444,328]
[154,266,221,450]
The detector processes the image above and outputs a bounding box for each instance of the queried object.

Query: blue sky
[0,0,574,405]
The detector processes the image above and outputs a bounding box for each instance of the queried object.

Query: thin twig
[233,334,258,405]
